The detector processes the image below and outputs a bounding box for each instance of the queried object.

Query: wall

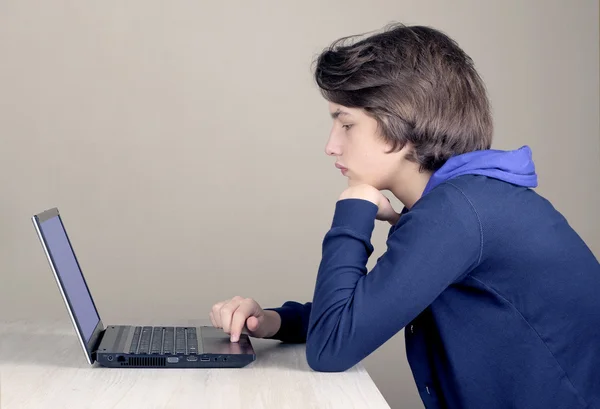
[1,1,598,407]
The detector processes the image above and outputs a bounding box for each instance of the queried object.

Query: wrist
[331,198,378,240]
[263,310,282,338]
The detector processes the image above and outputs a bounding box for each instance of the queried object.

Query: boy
[209,23,600,408]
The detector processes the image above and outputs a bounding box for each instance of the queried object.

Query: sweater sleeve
[261,210,404,343]
[306,184,482,372]
[262,209,404,344]
[264,301,312,343]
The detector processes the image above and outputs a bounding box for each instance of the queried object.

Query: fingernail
[231,335,238,343]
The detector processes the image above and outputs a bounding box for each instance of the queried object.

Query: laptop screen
[37,214,100,343]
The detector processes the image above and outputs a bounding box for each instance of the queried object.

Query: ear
[385,141,413,158]
[398,142,415,159]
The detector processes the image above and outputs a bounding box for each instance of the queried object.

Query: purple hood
[423,145,538,196]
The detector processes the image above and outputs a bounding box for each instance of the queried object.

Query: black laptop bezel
[33,207,105,364]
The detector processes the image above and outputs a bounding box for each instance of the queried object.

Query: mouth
[335,163,348,176]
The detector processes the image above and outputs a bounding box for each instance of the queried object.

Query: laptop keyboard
[129,326,199,355]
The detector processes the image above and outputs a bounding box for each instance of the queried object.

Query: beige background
[1,1,599,408]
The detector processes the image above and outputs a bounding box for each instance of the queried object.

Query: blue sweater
[268,146,600,409]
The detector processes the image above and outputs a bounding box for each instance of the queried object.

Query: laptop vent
[121,357,166,367]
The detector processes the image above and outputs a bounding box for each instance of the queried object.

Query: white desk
[0,320,390,409]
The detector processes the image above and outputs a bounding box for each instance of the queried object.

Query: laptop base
[95,325,256,368]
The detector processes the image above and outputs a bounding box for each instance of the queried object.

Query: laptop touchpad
[200,327,254,355]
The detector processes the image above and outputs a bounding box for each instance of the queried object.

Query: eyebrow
[330,109,352,119]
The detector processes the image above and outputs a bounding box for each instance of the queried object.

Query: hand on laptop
[210,296,281,343]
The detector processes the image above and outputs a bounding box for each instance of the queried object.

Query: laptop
[32,207,256,368]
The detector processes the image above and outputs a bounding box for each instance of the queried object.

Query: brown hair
[314,23,493,171]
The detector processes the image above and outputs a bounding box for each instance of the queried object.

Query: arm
[260,195,405,344]
[265,301,312,343]
[306,184,482,372]
[259,209,401,344]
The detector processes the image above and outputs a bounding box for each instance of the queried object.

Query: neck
[389,166,433,209]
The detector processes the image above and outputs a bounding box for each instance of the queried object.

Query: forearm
[265,301,312,343]
[305,191,481,372]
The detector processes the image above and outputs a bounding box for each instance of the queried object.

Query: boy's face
[325,102,404,190]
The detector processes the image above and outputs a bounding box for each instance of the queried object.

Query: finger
[220,297,244,335]
[246,316,259,332]
[230,299,257,342]
[211,301,227,328]
[381,194,396,211]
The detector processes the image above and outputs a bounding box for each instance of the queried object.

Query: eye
[342,124,353,131]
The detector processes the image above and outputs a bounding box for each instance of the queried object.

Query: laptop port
[200,356,210,362]
[187,355,198,362]
[167,357,179,364]
[107,355,114,361]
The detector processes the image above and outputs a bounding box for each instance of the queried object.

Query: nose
[325,131,341,157]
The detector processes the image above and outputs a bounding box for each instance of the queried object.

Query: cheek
[347,138,391,178]
[349,153,384,183]
[361,147,387,169]
[367,152,396,181]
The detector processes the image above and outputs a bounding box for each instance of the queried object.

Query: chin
[369,180,389,191]
[350,178,384,190]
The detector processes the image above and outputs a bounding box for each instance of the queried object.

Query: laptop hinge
[88,320,106,362]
